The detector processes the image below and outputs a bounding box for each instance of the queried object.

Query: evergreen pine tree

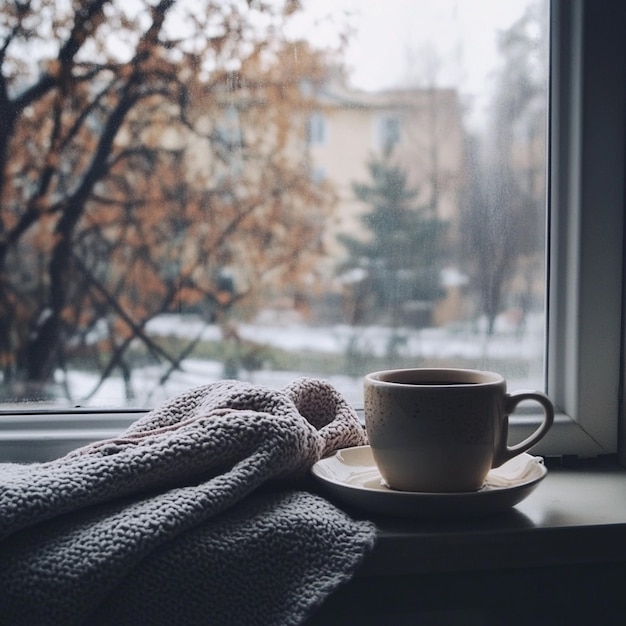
[339,154,447,325]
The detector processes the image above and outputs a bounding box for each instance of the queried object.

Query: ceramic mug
[363,368,554,493]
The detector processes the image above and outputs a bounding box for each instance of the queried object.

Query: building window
[310,166,326,183]
[307,112,327,146]
[377,115,401,152]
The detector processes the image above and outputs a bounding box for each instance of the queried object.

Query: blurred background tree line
[0,0,547,403]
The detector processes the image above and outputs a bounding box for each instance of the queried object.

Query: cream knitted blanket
[0,378,376,625]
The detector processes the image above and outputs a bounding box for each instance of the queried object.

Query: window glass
[0,0,548,409]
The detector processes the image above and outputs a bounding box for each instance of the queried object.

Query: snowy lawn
[57,313,544,409]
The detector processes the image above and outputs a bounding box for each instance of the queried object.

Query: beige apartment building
[306,80,467,326]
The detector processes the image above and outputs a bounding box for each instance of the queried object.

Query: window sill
[309,461,626,624]
[0,411,141,462]
[348,459,626,577]
[0,396,613,464]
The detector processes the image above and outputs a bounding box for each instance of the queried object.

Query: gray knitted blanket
[0,378,376,625]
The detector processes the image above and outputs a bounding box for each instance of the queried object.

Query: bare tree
[0,0,336,402]
[461,1,548,335]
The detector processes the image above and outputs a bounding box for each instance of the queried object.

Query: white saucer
[311,445,547,518]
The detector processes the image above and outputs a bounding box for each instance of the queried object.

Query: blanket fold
[0,377,377,626]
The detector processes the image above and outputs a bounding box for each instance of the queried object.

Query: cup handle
[493,390,555,467]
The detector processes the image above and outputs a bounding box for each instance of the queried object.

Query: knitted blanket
[0,378,376,625]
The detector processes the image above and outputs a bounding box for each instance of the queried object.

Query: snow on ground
[59,312,545,409]
[145,313,544,359]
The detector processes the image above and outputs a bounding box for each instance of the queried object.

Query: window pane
[0,0,548,409]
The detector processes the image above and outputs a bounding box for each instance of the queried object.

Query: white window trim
[532,0,625,459]
[1,0,624,463]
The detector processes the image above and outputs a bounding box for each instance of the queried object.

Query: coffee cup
[363,368,554,492]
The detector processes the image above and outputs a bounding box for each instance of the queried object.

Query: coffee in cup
[363,368,554,492]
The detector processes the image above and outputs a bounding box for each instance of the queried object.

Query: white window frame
[1,0,624,463]
[530,0,625,459]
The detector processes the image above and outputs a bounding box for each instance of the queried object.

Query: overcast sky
[295,0,532,88]
[288,0,540,128]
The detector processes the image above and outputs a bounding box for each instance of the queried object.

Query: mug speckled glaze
[363,368,554,493]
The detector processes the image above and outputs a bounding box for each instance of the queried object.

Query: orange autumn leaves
[0,0,338,394]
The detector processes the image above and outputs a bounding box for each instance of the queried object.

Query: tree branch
[72,252,180,368]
